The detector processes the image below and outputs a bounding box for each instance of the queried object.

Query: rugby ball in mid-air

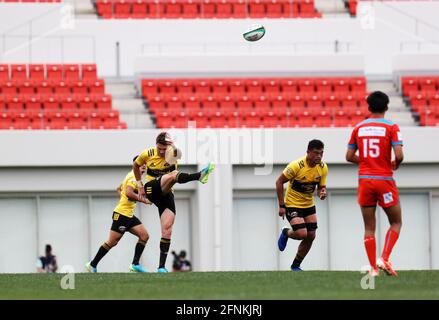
[165,145,182,165]
[243,24,266,42]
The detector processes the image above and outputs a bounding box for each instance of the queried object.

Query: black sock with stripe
[159,238,171,268]
[292,254,304,268]
[176,172,201,184]
[132,240,147,265]
[91,243,111,268]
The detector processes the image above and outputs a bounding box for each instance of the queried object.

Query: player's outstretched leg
[199,163,215,184]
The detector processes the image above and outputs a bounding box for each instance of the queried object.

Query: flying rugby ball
[165,145,182,165]
[243,24,266,42]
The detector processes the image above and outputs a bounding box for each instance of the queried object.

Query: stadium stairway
[367,79,417,127]
[314,0,350,18]
[105,80,155,128]
[68,0,98,18]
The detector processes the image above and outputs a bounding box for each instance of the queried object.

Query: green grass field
[1,271,438,300]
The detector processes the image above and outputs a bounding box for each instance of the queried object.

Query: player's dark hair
[307,139,324,151]
[45,244,52,253]
[367,91,389,113]
[156,132,171,145]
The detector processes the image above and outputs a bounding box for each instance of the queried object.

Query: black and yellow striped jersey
[135,147,178,183]
[114,170,139,218]
[282,156,328,208]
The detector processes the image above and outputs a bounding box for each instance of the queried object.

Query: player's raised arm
[133,159,145,196]
[275,173,289,218]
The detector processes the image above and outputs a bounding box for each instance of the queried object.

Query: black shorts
[285,206,316,222]
[110,212,142,234]
[144,177,176,216]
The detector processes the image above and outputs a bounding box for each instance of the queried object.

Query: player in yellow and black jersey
[133,132,215,273]
[275,139,328,271]
[86,157,153,273]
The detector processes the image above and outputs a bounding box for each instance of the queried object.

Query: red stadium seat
[146,0,161,18]
[231,0,247,18]
[132,0,148,18]
[96,94,113,109]
[176,79,194,95]
[163,0,182,18]
[249,0,265,18]
[402,77,419,95]
[1,81,17,95]
[183,95,200,109]
[280,79,299,93]
[201,96,218,110]
[7,96,25,110]
[81,64,97,80]
[96,0,114,18]
[254,95,270,110]
[10,64,27,80]
[0,65,9,80]
[29,64,45,80]
[315,78,332,93]
[43,96,60,111]
[181,0,200,18]
[18,80,35,95]
[26,96,42,111]
[88,79,106,94]
[53,81,70,94]
[298,79,315,93]
[216,0,232,18]
[265,0,283,18]
[114,0,131,19]
[201,0,216,18]
[229,80,246,94]
[419,77,437,92]
[70,81,89,94]
[63,64,80,81]
[351,77,366,92]
[60,96,78,111]
[46,64,63,81]
[194,79,211,94]
[36,81,53,95]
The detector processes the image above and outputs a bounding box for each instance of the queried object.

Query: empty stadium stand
[141,76,369,128]
[401,75,439,126]
[95,0,322,19]
[0,64,127,130]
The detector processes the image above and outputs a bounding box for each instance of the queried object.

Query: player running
[276,139,328,271]
[86,157,152,273]
[133,132,215,273]
[346,91,404,277]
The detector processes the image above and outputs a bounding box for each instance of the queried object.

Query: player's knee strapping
[306,223,318,231]
[292,223,307,231]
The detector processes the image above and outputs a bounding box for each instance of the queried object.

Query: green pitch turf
[0,271,438,300]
